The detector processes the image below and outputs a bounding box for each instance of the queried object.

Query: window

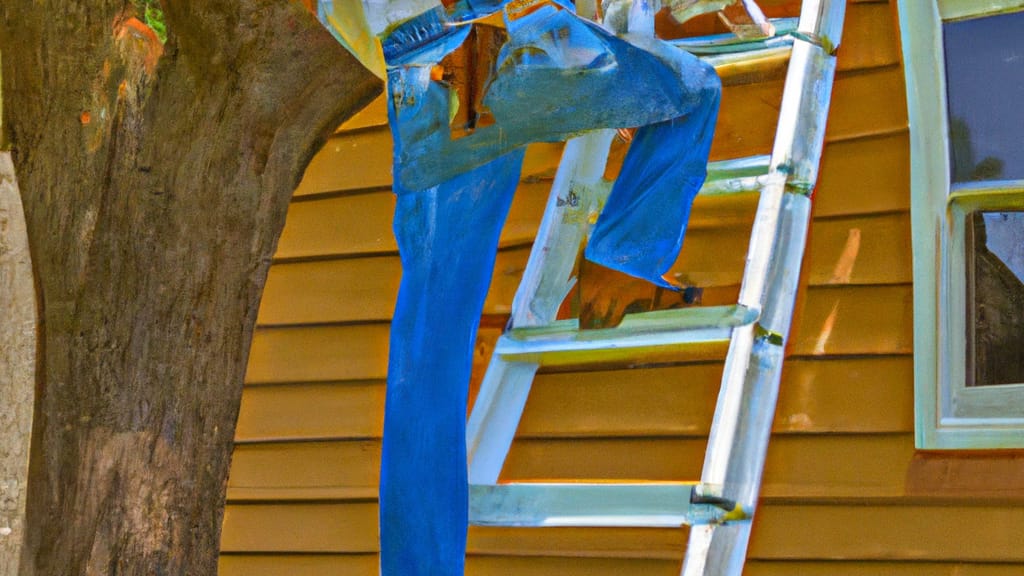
[898,0,1024,448]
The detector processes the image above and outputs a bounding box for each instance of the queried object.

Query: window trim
[937,0,1024,21]
[898,0,1024,449]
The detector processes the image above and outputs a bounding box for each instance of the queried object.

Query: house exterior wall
[220,1,1024,573]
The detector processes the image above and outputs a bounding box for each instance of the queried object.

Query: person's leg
[584,60,721,288]
[379,149,525,576]
[393,6,721,290]
[380,14,534,575]
[483,6,724,288]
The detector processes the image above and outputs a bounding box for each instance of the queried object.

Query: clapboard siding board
[222,434,918,500]
[707,63,906,162]
[221,501,1024,562]
[219,555,1024,576]
[245,323,390,384]
[228,440,380,495]
[748,504,1024,562]
[276,179,550,260]
[220,555,683,576]
[234,356,911,442]
[220,554,379,576]
[235,381,385,441]
[275,129,907,265]
[815,129,910,217]
[245,283,914,384]
[835,1,901,72]
[501,435,915,497]
[520,355,913,438]
[223,432,1024,505]
[746,562,1024,576]
[258,212,911,325]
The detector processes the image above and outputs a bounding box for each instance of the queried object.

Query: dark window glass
[944,11,1024,183]
[966,211,1024,386]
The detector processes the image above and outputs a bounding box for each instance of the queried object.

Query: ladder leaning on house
[464,0,846,574]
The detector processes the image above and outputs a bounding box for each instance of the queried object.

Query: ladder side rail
[468,0,659,484]
[467,30,792,486]
[467,131,615,484]
[683,0,845,574]
[508,132,617,328]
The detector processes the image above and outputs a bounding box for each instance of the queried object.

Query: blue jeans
[379,4,720,574]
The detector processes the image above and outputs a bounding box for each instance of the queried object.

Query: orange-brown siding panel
[748,504,1024,562]
[245,324,390,384]
[836,1,901,72]
[789,284,913,356]
[815,130,910,217]
[228,441,381,498]
[220,503,379,553]
[294,128,393,196]
[220,554,379,576]
[235,381,384,441]
[518,356,912,438]
[745,561,1024,576]
[276,180,548,261]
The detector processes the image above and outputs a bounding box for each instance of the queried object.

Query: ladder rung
[496,304,758,365]
[675,17,798,55]
[469,482,750,528]
[709,45,792,86]
[701,155,770,196]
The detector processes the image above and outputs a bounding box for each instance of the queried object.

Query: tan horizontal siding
[245,323,389,384]
[226,434,990,504]
[748,504,1024,562]
[219,555,690,576]
[216,556,1024,576]
[234,356,910,443]
[220,554,379,576]
[815,129,909,217]
[746,562,1024,576]
[228,440,380,498]
[835,1,901,72]
[293,128,393,196]
[235,380,384,441]
[246,282,914,385]
[221,500,1024,562]
[258,212,910,326]
[273,129,907,268]
[520,356,913,438]
[275,179,549,261]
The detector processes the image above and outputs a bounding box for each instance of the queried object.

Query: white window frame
[898,0,1024,449]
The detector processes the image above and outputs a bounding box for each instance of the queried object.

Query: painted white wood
[938,0,1024,20]
[898,0,1024,449]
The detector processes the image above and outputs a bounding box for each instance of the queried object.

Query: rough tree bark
[0,1,381,574]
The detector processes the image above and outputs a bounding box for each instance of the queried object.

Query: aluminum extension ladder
[464,1,845,574]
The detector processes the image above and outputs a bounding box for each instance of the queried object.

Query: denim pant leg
[584,74,721,288]
[381,135,525,575]
[485,10,722,287]
[394,7,722,287]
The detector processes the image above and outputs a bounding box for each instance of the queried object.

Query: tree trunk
[0,2,382,574]
[0,151,35,575]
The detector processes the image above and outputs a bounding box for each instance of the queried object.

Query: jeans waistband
[381,6,466,64]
